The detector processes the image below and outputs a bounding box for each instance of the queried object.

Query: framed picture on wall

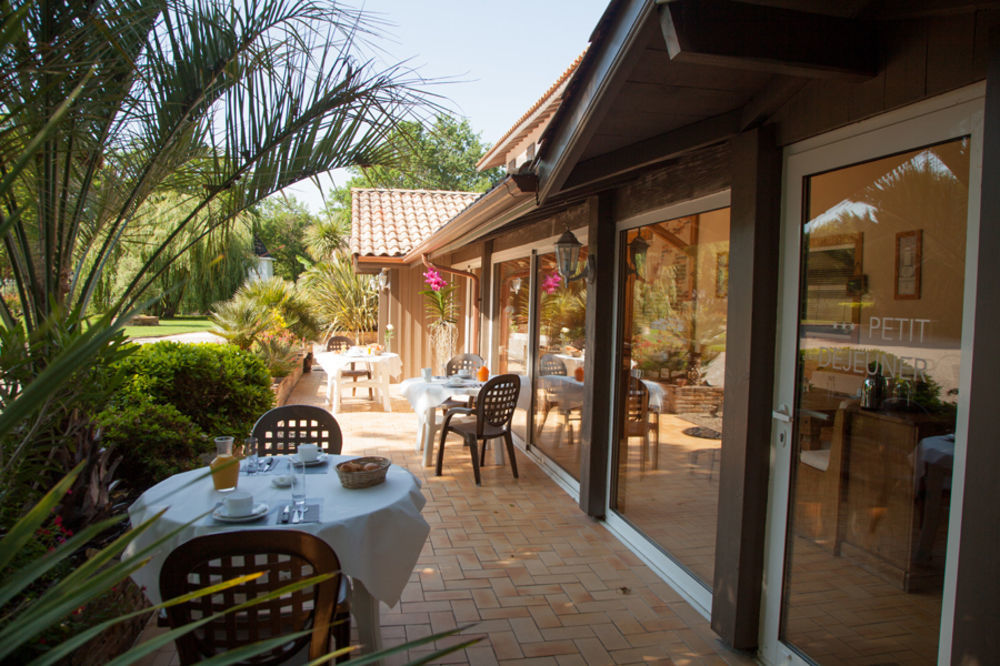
[895,230,922,299]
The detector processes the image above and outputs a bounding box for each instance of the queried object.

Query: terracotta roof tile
[350,188,481,258]
[476,49,587,171]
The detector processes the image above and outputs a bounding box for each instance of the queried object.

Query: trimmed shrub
[98,400,209,491]
[114,342,273,438]
[98,342,274,492]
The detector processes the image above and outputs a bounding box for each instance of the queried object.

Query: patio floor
[134,366,755,665]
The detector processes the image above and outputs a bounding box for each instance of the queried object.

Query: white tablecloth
[314,351,402,412]
[125,455,429,656]
[400,376,531,467]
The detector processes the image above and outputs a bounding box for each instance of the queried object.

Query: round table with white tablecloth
[125,455,429,658]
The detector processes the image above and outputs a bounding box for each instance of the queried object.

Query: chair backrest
[475,374,521,433]
[445,353,485,376]
[326,335,354,352]
[539,354,567,376]
[625,376,650,435]
[251,405,342,455]
[159,530,342,665]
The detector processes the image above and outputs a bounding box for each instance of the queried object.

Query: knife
[280,504,290,524]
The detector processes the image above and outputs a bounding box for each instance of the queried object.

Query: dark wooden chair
[625,376,657,471]
[251,405,342,456]
[437,374,520,485]
[536,354,577,445]
[440,353,487,412]
[326,335,372,398]
[159,530,351,664]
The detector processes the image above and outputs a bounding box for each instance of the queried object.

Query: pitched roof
[476,49,587,171]
[350,188,482,258]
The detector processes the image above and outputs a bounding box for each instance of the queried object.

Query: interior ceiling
[577,16,775,162]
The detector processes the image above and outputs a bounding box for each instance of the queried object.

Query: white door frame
[601,190,731,620]
[759,83,985,665]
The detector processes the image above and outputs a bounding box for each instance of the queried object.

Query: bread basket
[336,456,390,489]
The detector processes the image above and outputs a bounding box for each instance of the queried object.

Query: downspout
[422,254,481,354]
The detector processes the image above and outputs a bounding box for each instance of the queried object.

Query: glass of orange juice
[477,365,489,382]
[211,436,238,491]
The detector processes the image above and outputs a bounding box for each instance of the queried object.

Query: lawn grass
[123,316,216,340]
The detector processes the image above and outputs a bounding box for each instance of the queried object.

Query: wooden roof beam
[560,109,741,193]
[659,0,878,79]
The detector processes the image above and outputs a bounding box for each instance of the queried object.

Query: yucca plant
[301,255,378,341]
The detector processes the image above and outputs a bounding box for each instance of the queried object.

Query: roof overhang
[404,177,537,261]
[536,0,878,204]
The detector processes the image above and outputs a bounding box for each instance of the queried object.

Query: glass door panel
[612,209,730,585]
[496,258,531,442]
[532,250,588,480]
[781,138,968,663]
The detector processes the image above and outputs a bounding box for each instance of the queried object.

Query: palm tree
[0,1,433,658]
[0,0,428,486]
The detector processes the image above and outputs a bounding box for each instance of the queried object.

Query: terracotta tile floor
[133,368,755,665]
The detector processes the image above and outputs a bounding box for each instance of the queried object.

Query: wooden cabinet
[840,410,951,591]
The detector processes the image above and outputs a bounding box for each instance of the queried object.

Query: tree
[325,112,504,214]
[254,196,317,281]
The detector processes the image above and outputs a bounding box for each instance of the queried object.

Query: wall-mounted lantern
[555,228,594,283]
[627,233,650,279]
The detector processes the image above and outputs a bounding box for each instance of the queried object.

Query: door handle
[771,404,792,423]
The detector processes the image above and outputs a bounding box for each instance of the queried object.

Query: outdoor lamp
[377,269,390,291]
[555,228,593,282]
[628,233,649,279]
[511,277,522,294]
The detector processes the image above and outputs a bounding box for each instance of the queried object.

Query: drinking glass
[291,459,307,515]
[243,436,259,475]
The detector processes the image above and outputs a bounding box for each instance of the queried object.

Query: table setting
[125,448,429,659]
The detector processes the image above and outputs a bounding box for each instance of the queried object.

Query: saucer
[213,503,268,523]
[289,452,327,466]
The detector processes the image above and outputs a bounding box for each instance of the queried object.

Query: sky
[283,0,611,211]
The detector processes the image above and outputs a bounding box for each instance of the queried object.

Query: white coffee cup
[458,368,472,378]
[421,367,432,382]
[298,443,319,462]
[224,490,254,517]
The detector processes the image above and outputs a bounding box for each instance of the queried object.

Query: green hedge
[100,342,274,492]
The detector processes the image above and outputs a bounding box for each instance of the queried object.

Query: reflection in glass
[613,209,730,585]
[532,251,588,480]
[782,139,968,663]
[496,258,530,441]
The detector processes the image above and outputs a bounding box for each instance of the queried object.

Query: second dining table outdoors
[124,453,429,661]
[314,349,402,412]
[401,374,531,467]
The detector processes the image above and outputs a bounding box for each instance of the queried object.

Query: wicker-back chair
[159,530,350,664]
[439,353,487,412]
[539,353,568,376]
[445,353,485,376]
[251,404,342,456]
[436,374,520,485]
